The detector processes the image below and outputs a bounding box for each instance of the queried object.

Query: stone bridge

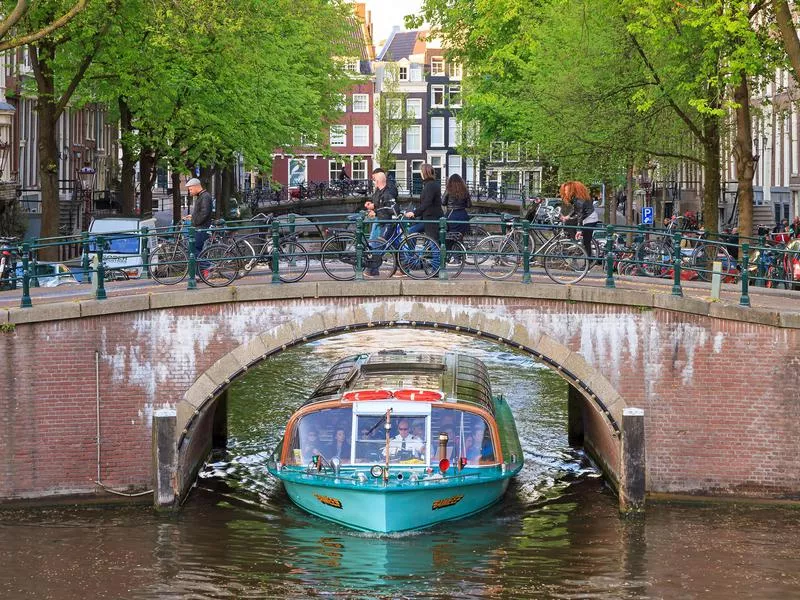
[1,280,798,509]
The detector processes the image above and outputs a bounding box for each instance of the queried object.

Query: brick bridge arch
[176,310,626,502]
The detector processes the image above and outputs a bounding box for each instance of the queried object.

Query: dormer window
[431,57,445,76]
[343,59,359,73]
[399,66,408,81]
[410,64,423,82]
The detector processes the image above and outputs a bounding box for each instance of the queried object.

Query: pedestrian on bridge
[442,173,472,236]
[560,180,598,259]
[184,178,213,258]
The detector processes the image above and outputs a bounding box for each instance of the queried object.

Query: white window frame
[410,63,423,82]
[330,125,346,146]
[353,124,370,147]
[431,57,445,76]
[448,154,462,178]
[399,66,408,81]
[352,160,367,181]
[392,159,408,191]
[329,160,345,181]
[448,117,461,147]
[448,62,463,80]
[406,98,422,120]
[385,97,402,119]
[448,85,461,108]
[336,94,347,112]
[431,85,445,108]
[407,125,422,153]
[352,94,369,113]
[430,117,445,147]
[343,58,359,72]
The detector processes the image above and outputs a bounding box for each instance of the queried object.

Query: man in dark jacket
[185,178,213,256]
[365,170,398,240]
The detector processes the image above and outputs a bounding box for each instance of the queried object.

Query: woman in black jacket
[442,173,472,235]
[560,180,598,258]
[405,163,443,239]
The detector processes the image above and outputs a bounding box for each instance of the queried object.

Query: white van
[88,217,158,278]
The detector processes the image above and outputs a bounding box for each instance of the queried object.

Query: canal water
[1,330,798,599]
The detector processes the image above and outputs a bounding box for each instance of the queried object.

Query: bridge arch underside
[176,304,629,504]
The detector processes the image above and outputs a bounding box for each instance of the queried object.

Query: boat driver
[383,419,424,460]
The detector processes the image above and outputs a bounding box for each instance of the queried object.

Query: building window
[390,134,402,154]
[352,94,369,112]
[391,159,407,191]
[431,57,445,76]
[490,141,504,162]
[411,159,424,194]
[336,94,347,112]
[431,117,445,147]
[352,160,367,180]
[329,160,345,181]
[448,85,461,108]
[410,63,423,81]
[399,66,408,81]
[448,155,462,178]
[506,142,520,162]
[448,62,463,80]
[343,58,359,72]
[448,118,461,147]
[406,98,422,119]
[353,125,370,147]
[431,85,445,108]
[330,125,346,146]
[407,125,422,153]
[385,97,402,119]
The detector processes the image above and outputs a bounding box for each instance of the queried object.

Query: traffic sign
[641,206,654,225]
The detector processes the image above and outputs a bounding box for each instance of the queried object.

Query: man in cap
[184,178,213,257]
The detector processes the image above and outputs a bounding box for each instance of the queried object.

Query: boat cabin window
[290,406,353,465]
[355,414,428,465]
[430,407,496,465]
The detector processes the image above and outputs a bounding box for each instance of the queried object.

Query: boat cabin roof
[305,350,495,414]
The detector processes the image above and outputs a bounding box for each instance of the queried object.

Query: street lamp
[79,163,96,229]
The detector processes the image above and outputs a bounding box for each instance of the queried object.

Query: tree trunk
[118,97,136,215]
[774,1,800,85]
[139,147,156,218]
[171,170,182,225]
[33,40,61,261]
[701,114,720,234]
[733,72,755,239]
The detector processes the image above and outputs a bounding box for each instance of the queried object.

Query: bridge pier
[567,385,585,447]
[620,407,646,514]
[152,409,177,509]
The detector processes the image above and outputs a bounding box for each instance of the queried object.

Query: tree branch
[0,0,29,41]
[0,0,88,53]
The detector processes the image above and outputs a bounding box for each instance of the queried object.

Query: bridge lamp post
[79,164,96,230]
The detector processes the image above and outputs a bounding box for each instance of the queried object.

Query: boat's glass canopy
[304,351,494,414]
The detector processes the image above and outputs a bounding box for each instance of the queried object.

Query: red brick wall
[1,297,798,502]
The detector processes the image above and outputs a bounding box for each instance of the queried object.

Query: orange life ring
[392,389,443,402]
[342,389,393,401]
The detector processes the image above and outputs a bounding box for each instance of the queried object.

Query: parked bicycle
[0,237,19,290]
[472,214,589,283]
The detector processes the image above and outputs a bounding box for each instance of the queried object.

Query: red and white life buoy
[342,389,394,401]
[392,389,444,402]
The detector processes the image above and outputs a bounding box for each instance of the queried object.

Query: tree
[374,63,417,174]
[0,0,88,51]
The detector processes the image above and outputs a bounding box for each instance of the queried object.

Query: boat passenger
[412,420,426,442]
[383,419,424,459]
[300,429,323,463]
[327,428,350,462]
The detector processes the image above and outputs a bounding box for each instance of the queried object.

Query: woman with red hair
[560,180,598,258]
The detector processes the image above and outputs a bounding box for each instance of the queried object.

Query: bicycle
[199,213,309,287]
[0,237,19,290]
[320,214,441,280]
[472,214,589,283]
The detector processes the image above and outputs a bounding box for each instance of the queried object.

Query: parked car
[88,216,158,278]
[15,262,79,287]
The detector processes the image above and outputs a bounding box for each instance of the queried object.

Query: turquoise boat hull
[270,464,521,533]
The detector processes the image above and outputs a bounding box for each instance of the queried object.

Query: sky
[362,0,424,48]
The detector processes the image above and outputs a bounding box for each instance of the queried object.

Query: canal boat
[266,350,524,533]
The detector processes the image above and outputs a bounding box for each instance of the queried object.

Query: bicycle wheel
[692,242,732,282]
[227,236,258,276]
[511,228,537,256]
[463,225,490,265]
[443,239,466,279]
[275,240,310,283]
[543,239,589,284]
[197,243,240,287]
[474,235,520,280]
[398,233,441,279]
[320,234,398,280]
[148,243,188,285]
[637,240,670,277]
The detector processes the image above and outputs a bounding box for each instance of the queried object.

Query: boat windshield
[286,405,496,467]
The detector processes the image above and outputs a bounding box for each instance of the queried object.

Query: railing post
[438,217,449,280]
[30,252,39,288]
[740,243,751,307]
[522,219,532,284]
[95,236,107,300]
[20,243,32,308]
[605,224,615,288]
[187,226,197,290]
[354,215,364,280]
[271,219,281,283]
[671,231,683,297]
[140,226,150,280]
[81,232,91,285]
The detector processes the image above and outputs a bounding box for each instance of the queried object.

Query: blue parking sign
[641,206,654,225]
